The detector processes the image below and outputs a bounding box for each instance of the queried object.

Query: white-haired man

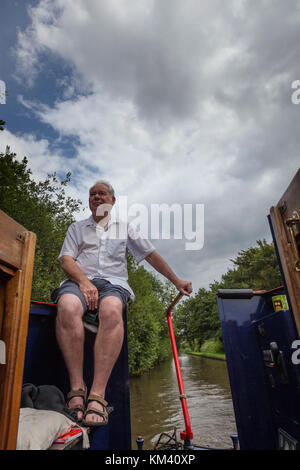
[53,181,192,427]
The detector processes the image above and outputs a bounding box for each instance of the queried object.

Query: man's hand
[79,279,99,311]
[61,255,99,311]
[174,279,193,297]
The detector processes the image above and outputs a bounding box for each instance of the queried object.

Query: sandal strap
[83,404,113,426]
[87,394,108,407]
[66,385,87,405]
[85,407,108,419]
[67,389,86,400]
[69,404,85,413]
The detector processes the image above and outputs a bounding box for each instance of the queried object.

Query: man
[53,180,192,427]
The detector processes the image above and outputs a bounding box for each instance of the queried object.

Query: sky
[1,0,300,295]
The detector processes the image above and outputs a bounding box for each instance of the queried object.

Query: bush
[200,338,224,354]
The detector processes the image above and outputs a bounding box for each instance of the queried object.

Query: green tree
[220,239,282,290]
[0,150,81,300]
[127,263,173,375]
[175,287,222,350]
[174,239,283,353]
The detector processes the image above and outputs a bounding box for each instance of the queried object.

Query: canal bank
[188,351,226,361]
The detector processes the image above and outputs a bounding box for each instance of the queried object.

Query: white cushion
[17,408,78,450]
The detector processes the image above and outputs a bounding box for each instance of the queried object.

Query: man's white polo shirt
[58,215,155,301]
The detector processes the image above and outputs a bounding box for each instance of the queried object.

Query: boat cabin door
[270,169,300,338]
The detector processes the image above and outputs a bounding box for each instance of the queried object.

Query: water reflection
[130,355,237,450]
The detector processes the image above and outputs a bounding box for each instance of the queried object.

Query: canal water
[129,354,237,450]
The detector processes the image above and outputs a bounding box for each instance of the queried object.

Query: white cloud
[0,129,61,178]
[6,0,300,291]
[0,129,84,214]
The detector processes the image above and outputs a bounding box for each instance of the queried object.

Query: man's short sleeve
[127,222,155,263]
[58,223,79,260]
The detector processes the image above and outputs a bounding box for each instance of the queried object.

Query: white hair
[89,180,115,198]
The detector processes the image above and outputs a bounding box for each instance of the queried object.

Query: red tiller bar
[166,293,193,442]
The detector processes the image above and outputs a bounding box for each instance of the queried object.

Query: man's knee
[99,297,123,330]
[56,293,84,328]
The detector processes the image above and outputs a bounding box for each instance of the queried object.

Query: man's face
[89,183,115,217]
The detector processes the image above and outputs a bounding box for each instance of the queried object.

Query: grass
[189,351,226,361]
[187,338,226,361]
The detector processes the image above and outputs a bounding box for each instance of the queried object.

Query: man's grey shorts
[51,278,130,314]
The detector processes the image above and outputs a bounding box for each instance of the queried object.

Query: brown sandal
[82,393,113,427]
[66,384,87,423]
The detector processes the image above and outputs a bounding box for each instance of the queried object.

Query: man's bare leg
[84,296,124,425]
[56,293,85,420]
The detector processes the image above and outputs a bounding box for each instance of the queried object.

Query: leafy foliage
[0,149,81,300]
[222,239,282,290]
[127,263,173,375]
[174,240,283,353]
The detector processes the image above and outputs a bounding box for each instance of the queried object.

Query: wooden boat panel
[270,169,300,336]
[0,210,28,270]
[0,210,36,450]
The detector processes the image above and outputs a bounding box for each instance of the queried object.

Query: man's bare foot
[83,393,111,427]
[66,386,87,422]
[84,399,105,425]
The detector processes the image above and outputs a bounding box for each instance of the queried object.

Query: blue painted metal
[230,434,239,450]
[22,301,132,450]
[217,287,300,450]
[136,436,144,450]
[216,209,300,450]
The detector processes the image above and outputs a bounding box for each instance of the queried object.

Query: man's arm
[60,255,98,310]
[145,250,192,296]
